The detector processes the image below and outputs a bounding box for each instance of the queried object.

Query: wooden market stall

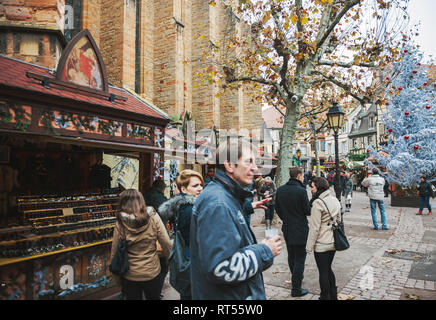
[0,30,170,300]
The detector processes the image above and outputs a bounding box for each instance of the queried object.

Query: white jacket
[306,190,341,253]
[361,174,385,201]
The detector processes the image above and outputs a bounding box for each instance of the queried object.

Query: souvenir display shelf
[0,189,120,266]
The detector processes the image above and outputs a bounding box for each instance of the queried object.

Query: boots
[416,210,423,215]
[265,219,271,229]
[291,288,309,297]
[429,211,433,215]
[330,286,338,300]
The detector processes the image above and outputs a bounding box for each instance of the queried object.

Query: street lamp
[296,148,302,168]
[327,102,345,201]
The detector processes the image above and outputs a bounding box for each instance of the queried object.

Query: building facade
[0,0,262,134]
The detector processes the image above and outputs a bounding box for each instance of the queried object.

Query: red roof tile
[0,55,169,122]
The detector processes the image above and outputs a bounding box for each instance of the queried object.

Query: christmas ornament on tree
[367,44,436,187]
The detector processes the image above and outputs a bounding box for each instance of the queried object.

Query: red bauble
[388,128,392,133]
[405,111,409,116]
[424,82,428,86]
[385,102,389,106]
[386,76,390,81]
[413,70,417,74]
[398,86,403,91]
[434,83,436,88]
[426,105,431,110]
[404,49,408,53]
[367,149,370,153]
[414,145,419,150]
[418,62,421,66]
[404,136,409,140]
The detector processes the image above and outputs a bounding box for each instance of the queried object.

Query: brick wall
[153,0,176,116]
[100,0,124,87]
[82,0,101,46]
[0,0,263,136]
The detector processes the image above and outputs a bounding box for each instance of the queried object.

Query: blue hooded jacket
[190,169,274,300]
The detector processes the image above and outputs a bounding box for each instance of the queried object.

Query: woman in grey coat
[342,172,353,212]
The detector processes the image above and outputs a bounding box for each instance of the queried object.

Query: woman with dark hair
[306,177,341,300]
[110,189,171,300]
[417,177,434,215]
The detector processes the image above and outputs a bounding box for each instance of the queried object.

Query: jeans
[121,275,161,300]
[285,243,307,290]
[314,251,336,299]
[265,204,275,220]
[370,199,387,229]
[419,196,432,212]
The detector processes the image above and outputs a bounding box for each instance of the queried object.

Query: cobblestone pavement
[254,188,436,301]
[158,188,436,301]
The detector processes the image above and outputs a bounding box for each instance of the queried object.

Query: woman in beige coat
[110,189,171,300]
[306,177,341,300]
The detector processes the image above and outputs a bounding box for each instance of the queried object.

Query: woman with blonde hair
[158,169,204,300]
[110,189,171,300]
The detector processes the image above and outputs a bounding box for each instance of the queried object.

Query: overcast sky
[407,0,436,62]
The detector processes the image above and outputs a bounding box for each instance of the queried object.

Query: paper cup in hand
[265,228,278,239]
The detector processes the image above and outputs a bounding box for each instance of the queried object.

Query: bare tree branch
[312,70,370,105]
[316,0,361,51]
[317,59,376,68]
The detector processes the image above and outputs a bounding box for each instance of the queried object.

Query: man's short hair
[152,179,166,191]
[372,168,378,175]
[289,167,303,179]
[214,137,253,171]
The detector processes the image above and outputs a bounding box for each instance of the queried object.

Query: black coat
[418,181,434,198]
[275,179,310,245]
[144,187,168,215]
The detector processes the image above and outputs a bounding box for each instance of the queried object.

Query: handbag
[168,213,191,294]
[319,198,350,251]
[109,223,129,276]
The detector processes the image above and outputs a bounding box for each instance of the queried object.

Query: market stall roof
[0,55,169,125]
[0,30,170,153]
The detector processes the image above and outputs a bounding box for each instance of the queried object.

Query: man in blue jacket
[190,138,282,300]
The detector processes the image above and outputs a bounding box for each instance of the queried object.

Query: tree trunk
[275,104,300,187]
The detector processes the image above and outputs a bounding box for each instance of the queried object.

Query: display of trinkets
[0,227,114,258]
[0,190,119,260]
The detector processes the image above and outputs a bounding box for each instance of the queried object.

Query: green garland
[0,102,31,131]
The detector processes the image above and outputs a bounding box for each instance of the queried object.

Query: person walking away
[110,189,171,300]
[158,170,203,300]
[417,176,434,215]
[306,177,341,300]
[343,172,353,212]
[275,167,310,297]
[361,169,388,230]
[143,179,169,297]
[327,171,333,187]
[259,176,277,228]
[352,172,358,191]
[144,179,168,213]
[190,138,282,300]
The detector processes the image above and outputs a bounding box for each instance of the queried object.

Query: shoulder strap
[318,198,333,221]
[318,198,341,224]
